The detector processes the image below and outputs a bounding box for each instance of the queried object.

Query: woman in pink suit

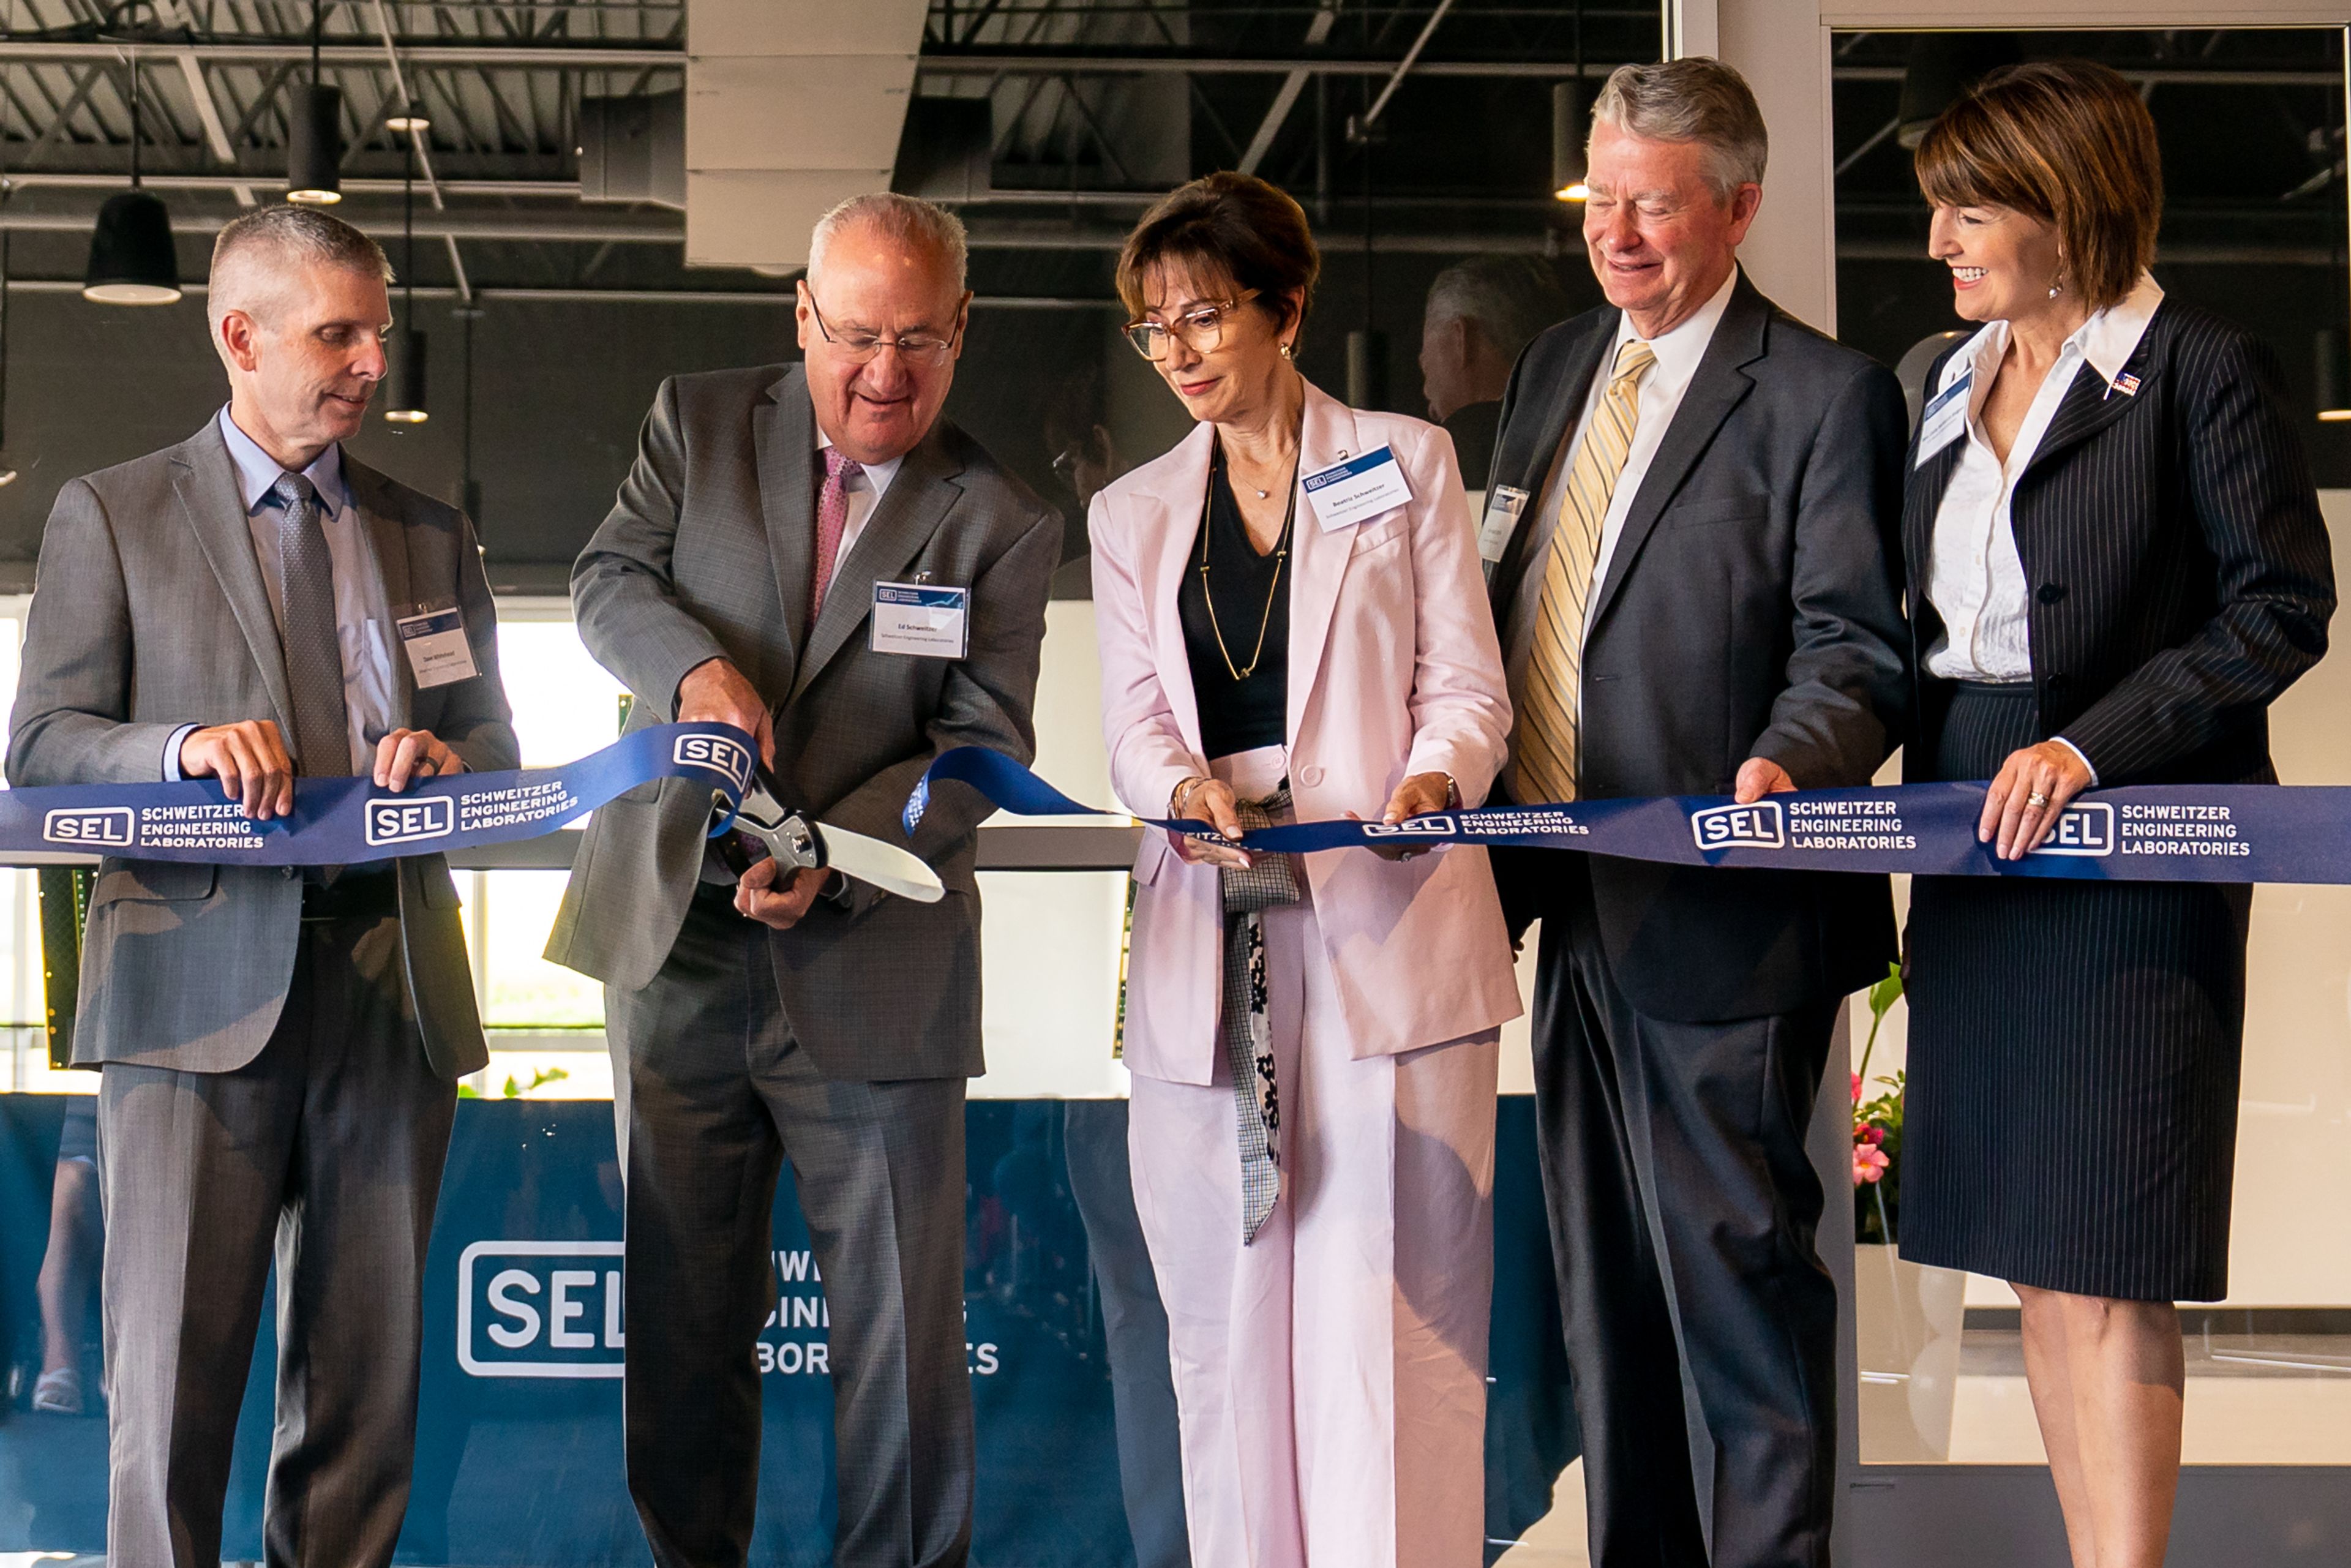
[1089,171,1523,1568]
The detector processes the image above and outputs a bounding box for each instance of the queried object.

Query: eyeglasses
[1123,291,1260,362]
[804,289,961,366]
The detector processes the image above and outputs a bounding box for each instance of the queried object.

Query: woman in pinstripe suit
[1899,62,2334,1568]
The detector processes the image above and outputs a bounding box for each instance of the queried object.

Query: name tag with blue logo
[1915,370,1972,468]
[396,601,479,688]
[871,582,970,659]
[1302,446,1413,532]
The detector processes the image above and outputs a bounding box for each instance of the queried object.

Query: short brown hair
[1914,60,2160,310]
[1115,171,1319,342]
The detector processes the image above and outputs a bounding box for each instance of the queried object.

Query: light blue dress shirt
[163,408,398,778]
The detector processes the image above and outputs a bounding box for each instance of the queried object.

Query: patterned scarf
[1218,786,1298,1243]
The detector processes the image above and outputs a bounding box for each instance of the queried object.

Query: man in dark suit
[1484,61,1908,1568]
[546,192,1062,1568]
[8,204,516,1568]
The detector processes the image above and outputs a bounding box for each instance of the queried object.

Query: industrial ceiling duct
[579,89,687,209]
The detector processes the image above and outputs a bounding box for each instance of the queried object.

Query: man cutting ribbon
[545,192,1060,1568]
[6,206,517,1568]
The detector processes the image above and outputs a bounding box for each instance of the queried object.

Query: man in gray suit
[7,205,515,1567]
[546,192,1061,1568]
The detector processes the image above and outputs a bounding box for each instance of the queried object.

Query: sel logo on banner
[675,733,755,794]
[2038,802,2116,857]
[1692,800,1786,851]
[366,796,456,848]
[44,806,134,847]
[459,1240,626,1378]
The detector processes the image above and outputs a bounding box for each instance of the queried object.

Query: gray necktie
[274,471,351,777]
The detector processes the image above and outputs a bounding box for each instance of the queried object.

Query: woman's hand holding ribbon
[1982,740,2096,860]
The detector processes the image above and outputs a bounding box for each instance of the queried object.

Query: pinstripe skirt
[1899,681,2250,1302]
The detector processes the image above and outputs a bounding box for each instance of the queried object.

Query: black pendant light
[83,1,180,306]
[0,215,20,487]
[1552,1,1587,203]
[385,117,427,424]
[286,1,342,204]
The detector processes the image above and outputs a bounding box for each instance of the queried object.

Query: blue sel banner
[0,722,758,866]
[910,746,2351,885]
[0,1097,1578,1566]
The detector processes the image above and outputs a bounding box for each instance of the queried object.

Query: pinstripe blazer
[1903,301,2336,786]
[545,364,1063,1082]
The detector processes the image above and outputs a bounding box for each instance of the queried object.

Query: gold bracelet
[1169,775,1209,817]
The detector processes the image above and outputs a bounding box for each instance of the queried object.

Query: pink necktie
[812,447,855,620]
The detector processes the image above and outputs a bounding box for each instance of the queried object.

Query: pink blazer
[1089,380,1524,1086]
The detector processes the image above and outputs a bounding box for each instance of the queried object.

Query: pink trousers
[1128,868,1500,1568]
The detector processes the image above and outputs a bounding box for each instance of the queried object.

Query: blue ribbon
[3,722,759,865]
[910,746,2351,885]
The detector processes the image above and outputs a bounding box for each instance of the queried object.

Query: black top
[1178,448,1291,761]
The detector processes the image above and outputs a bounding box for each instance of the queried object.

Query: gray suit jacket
[1485,274,1912,1022]
[546,364,1062,1082]
[6,418,518,1078]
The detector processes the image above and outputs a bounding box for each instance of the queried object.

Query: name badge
[1476,485,1532,568]
[1915,370,1972,468]
[871,582,969,659]
[1301,445,1413,532]
[395,601,479,688]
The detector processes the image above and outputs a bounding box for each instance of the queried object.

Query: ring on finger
[2026,791,2050,809]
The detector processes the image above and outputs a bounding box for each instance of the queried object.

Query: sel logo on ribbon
[2033,801,2117,858]
[674,733,755,794]
[366,796,456,847]
[1364,816,1457,838]
[1692,800,1785,852]
[43,806,134,847]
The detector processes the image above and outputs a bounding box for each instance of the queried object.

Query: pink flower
[1851,1072,1864,1104]
[1853,1144,1890,1187]
[1859,1125,1886,1146]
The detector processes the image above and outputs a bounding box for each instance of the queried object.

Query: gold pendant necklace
[1199,445,1297,681]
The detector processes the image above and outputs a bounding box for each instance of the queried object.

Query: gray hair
[207,204,392,338]
[808,192,969,293]
[1425,255,1567,366]
[1590,57,1769,201]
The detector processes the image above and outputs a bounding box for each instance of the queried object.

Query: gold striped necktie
[1516,337,1655,806]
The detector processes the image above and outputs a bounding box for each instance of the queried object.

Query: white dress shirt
[1502,265,1741,722]
[1922,271,2164,684]
[815,429,904,608]
[165,408,397,777]
[1921,272,2163,784]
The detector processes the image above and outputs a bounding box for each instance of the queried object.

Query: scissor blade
[821,820,945,903]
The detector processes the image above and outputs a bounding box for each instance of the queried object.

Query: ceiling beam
[0,42,683,69]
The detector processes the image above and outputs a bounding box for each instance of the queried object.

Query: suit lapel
[1586,277,1766,636]
[171,422,299,742]
[2023,332,2160,481]
[344,459,416,730]
[790,422,966,702]
[1904,437,1967,599]
[754,370,818,670]
[1489,315,1613,619]
[1284,383,1360,745]
[1149,423,1216,760]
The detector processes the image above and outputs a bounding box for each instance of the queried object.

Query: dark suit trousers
[1528,860,1838,1568]
[97,911,456,1568]
[1062,1099,1191,1568]
[609,888,973,1568]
